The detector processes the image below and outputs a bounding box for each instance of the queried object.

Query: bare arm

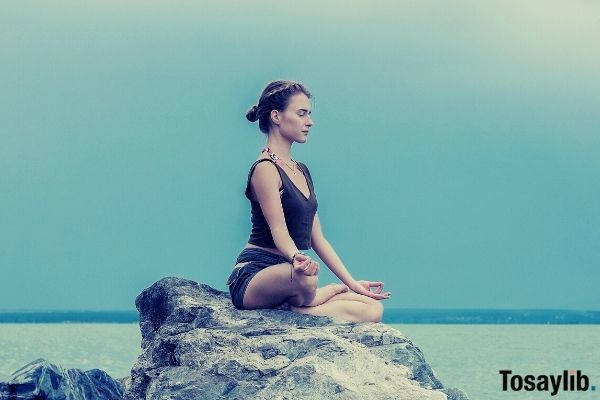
[250,162,318,276]
[310,212,355,285]
[311,212,391,300]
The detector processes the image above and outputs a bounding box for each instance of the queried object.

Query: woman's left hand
[350,280,391,300]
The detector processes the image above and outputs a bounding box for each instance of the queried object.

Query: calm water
[1,323,599,399]
[392,324,600,399]
[0,324,142,381]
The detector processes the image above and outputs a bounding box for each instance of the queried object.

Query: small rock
[0,358,123,400]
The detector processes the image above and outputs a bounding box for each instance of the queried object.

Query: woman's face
[273,93,313,143]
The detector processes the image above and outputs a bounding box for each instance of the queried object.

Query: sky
[1,0,599,311]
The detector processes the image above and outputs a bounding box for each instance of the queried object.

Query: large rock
[0,358,123,400]
[125,277,469,400]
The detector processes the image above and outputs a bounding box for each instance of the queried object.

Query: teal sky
[2,1,599,311]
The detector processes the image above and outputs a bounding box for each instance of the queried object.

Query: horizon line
[1,308,599,313]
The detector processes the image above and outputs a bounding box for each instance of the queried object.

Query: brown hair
[246,80,312,134]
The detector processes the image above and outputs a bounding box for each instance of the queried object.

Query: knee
[366,301,384,323]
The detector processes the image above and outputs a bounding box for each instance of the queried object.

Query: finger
[297,261,310,273]
[366,288,390,300]
[304,261,314,274]
[372,292,390,300]
[371,281,384,294]
[300,258,311,268]
[298,255,310,263]
[304,261,311,273]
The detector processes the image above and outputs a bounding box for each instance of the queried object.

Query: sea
[1,310,599,400]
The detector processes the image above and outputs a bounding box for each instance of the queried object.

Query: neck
[266,134,293,162]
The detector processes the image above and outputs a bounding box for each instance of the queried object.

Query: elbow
[311,234,327,251]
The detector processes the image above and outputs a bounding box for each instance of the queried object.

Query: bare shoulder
[250,156,282,191]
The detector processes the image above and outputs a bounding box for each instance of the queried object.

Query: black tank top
[245,158,318,250]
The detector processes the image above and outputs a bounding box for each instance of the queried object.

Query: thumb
[295,253,309,261]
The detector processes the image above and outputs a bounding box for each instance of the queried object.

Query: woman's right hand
[292,253,319,276]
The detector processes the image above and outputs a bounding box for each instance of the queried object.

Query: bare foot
[302,283,349,308]
[330,283,349,295]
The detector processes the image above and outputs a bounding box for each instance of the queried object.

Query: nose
[306,115,313,127]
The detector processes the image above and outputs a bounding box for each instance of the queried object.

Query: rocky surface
[0,358,123,400]
[125,276,469,400]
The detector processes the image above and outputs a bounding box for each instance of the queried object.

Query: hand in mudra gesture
[350,280,391,300]
[292,253,319,276]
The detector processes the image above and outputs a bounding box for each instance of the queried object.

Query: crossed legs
[290,291,384,323]
[241,261,384,323]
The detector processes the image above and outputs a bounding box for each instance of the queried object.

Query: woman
[226,80,391,323]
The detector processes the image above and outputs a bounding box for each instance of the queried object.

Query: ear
[270,109,280,125]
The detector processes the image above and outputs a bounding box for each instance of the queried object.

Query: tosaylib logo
[499,369,596,396]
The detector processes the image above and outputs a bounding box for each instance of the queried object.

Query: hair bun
[246,105,259,122]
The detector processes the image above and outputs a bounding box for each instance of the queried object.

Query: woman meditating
[226,80,391,323]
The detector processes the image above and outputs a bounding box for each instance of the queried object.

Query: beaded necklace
[261,147,297,175]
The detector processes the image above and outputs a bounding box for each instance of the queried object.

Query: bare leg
[242,262,318,310]
[276,283,348,310]
[290,291,384,323]
[304,284,349,307]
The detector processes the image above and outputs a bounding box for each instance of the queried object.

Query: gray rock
[125,276,469,400]
[0,358,123,400]
[117,375,132,394]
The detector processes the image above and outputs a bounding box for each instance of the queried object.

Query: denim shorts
[227,248,290,310]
